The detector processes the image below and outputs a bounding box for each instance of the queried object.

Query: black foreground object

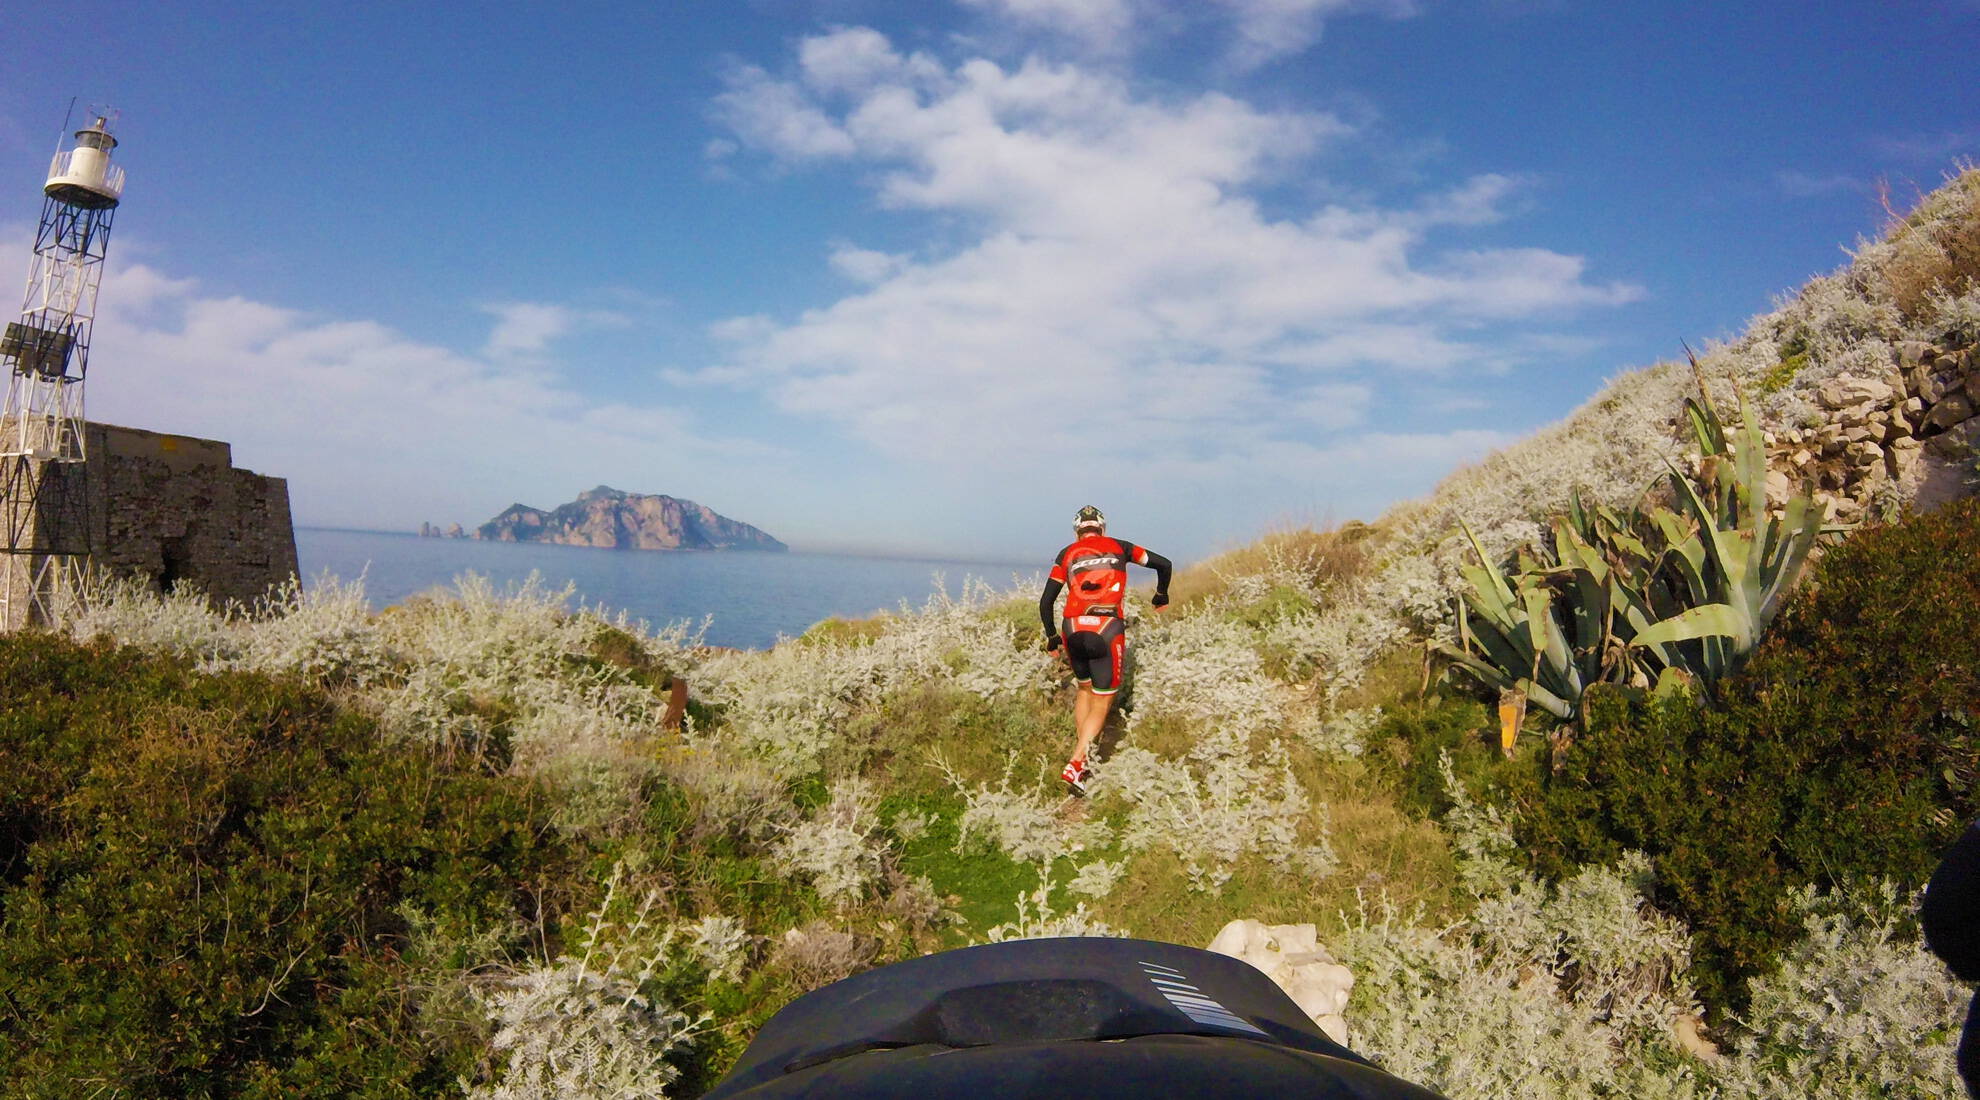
[1923,819,1980,1096]
[706,937,1448,1099]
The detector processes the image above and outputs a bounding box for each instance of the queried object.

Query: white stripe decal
[1138,962,1268,1037]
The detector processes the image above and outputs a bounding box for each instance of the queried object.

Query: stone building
[0,420,297,630]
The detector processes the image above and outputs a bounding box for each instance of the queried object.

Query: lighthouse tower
[0,115,125,628]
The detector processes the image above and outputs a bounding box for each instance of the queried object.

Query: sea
[296,528,1040,651]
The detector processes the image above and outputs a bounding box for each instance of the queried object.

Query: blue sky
[2,1,1973,562]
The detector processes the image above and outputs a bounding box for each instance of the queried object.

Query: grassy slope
[3,169,1975,1096]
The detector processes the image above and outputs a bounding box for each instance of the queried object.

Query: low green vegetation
[1512,498,1980,1015]
[0,635,577,1094]
[1757,331,1811,394]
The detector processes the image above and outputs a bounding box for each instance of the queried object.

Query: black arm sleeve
[1039,578,1064,637]
[1925,819,1980,980]
[1141,549,1173,596]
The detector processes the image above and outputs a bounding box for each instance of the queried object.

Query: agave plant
[1655,391,1826,676]
[1438,382,1826,737]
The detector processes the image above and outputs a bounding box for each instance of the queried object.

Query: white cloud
[797,25,949,94]
[704,29,1637,486]
[1212,0,1418,68]
[711,64,856,159]
[479,301,629,359]
[1287,381,1375,430]
[828,245,911,284]
[66,257,782,530]
[1264,325,1477,371]
[958,0,1417,68]
[957,0,1136,47]
[481,302,570,357]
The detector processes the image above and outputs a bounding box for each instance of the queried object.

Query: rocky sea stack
[476,486,786,551]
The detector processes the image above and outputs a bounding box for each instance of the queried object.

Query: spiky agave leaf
[1441,377,1824,724]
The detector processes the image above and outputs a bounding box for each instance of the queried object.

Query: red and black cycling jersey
[1039,534,1173,636]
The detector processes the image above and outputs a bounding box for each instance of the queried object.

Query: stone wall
[0,420,297,629]
[1764,339,1980,521]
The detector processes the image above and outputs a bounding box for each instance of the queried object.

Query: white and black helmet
[1074,505,1106,534]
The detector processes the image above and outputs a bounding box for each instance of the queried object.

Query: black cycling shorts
[1062,614,1127,694]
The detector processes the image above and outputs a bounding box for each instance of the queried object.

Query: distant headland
[423,486,787,552]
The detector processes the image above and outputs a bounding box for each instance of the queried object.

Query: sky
[1,1,1973,563]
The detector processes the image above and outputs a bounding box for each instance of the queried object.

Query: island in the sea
[471,486,787,552]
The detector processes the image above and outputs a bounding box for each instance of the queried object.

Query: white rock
[1817,376,1894,410]
[1835,402,1876,428]
[1763,469,1791,507]
[1206,919,1354,1046]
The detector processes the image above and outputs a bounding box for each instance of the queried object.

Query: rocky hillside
[477,485,787,552]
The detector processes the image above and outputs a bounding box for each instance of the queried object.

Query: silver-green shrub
[465,873,703,1100]
[372,572,608,738]
[658,745,793,842]
[770,780,889,908]
[62,570,386,684]
[1719,884,1967,1098]
[691,638,875,777]
[61,570,228,658]
[1340,884,1711,1099]
[1272,592,1407,700]
[867,577,1055,701]
[224,573,387,683]
[1067,858,1126,899]
[696,577,1050,778]
[1104,726,1335,892]
[1129,612,1285,736]
[687,915,753,984]
[1339,757,1971,1099]
[1292,704,1380,760]
[947,756,1112,867]
[770,921,878,990]
[982,872,1128,942]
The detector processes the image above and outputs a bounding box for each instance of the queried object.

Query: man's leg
[1072,684,1112,763]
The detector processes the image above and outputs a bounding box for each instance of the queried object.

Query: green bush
[1366,695,1505,820]
[0,633,580,1095]
[1516,500,1980,1016]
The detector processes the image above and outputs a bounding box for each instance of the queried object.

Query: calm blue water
[296,528,1039,650]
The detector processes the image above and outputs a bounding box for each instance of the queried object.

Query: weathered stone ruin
[0,420,297,630]
[1764,339,1980,521]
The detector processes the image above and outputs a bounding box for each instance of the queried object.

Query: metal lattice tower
[1,115,124,629]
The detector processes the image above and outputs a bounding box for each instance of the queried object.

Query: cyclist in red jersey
[1039,506,1173,794]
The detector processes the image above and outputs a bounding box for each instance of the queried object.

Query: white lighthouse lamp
[44,117,125,210]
